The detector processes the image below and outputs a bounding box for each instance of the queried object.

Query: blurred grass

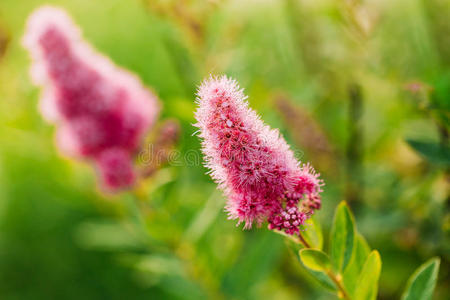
[0,0,448,299]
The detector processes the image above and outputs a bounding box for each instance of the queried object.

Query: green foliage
[354,251,382,300]
[300,216,323,250]
[298,248,338,292]
[406,139,450,166]
[330,202,355,273]
[401,258,440,300]
[296,222,338,292]
[295,202,441,300]
[343,234,371,296]
[302,269,338,292]
[297,201,383,300]
[299,249,332,272]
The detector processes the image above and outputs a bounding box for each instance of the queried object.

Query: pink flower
[23,6,160,190]
[96,148,135,190]
[194,76,323,235]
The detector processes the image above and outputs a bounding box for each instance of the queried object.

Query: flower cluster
[195,76,323,236]
[23,6,160,190]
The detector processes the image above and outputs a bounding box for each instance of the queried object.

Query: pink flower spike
[194,75,324,235]
[96,148,136,190]
[23,6,160,191]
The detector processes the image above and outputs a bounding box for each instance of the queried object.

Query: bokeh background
[0,0,448,299]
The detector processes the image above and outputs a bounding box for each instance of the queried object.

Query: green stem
[326,270,351,300]
[298,231,311,248]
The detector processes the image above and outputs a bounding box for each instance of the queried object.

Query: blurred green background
[0,0,448,299]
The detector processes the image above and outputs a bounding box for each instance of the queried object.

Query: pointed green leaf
[298,249,337,291]
[330,201,356,272]
[299,249,332,272]
[343,233,371,296]
[354,251,382,300]
[301,216,324,250]
[305,269,338,292]
[406,139,450,166]
[401,257,440,300]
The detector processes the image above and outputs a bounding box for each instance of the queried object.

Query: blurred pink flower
[96,148,135,190]
[23,6,160,190]
[194,76,323,235]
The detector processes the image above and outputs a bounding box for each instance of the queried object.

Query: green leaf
[406,139,450,166]
[299,249,332,272]
[301,216,324,250]
[401,257,440,300]
[354,251,382,300]
[298,249,337,292]
[343,234,371,296]
[305,270,338,292]
[330,201,356,272]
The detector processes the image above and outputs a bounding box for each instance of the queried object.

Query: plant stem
[274,229,309,246]
[298,231,311,248]
[297,231,352,300]
[326,270,351,300]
